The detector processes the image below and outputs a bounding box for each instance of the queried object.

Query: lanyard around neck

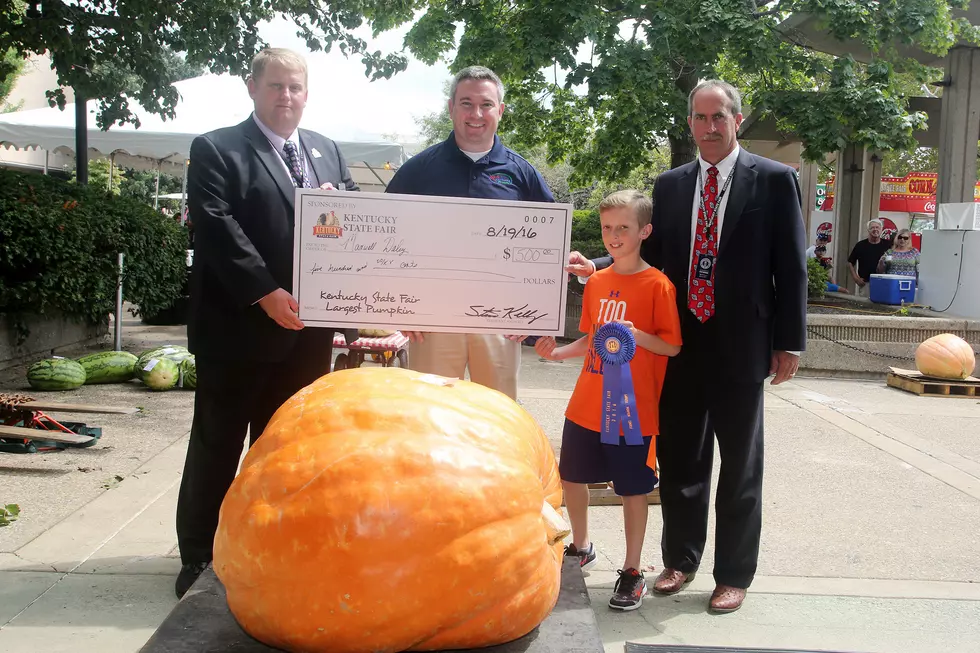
[698,162,736,232]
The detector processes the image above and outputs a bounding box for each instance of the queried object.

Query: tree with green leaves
[362,0,980,181]
[0,1,408,129]
[0,47,24,112]
[69,158,125,195]
[882,147,941,178]
[415,81,454,148]
[119,168,184,210]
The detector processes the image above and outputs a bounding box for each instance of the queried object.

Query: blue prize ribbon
[593,322,644,446]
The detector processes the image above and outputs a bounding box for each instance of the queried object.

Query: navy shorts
[558,419,657,496]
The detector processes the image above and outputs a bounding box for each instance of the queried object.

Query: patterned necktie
[688,166,719,322]
[282,141,305,188]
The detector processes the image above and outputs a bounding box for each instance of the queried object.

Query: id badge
[696,253,715,280]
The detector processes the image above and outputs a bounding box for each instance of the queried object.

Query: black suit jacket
[596,148,807,383]
[187,116,359,362]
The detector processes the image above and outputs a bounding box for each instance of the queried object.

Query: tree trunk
[669,131,696,170]
[669,67,699,169]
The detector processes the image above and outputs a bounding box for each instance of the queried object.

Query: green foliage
[69,158,125,195]
[415,81,454,147]
[570,209,604,261]
[0,47,25,111]
[92,48,204,98]
[807,257,830,299]
[0,169,188,339]
[582,149,670,211]
[0,504,19,527]
[0,1,410,129]
[119,168,184,211]
[361,0,979,178]
[761,56,930,162]
[881,146,941,177]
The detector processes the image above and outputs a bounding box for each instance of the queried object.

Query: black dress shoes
[175,561,209,599]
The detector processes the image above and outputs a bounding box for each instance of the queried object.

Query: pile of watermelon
[134,345,196,391]
[26,345,197,392]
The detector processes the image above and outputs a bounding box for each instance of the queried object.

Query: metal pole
[362,161,388,189]
[114,253,125,351]
[179,159,188,224]
[75,93,88,184]
[43,150,49,175]
[153,163,161,210]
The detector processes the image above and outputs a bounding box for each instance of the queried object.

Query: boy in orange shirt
[535,189,682,611]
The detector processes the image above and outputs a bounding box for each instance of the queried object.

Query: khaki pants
[408,333,521,399]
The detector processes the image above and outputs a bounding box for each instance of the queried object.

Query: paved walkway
[1,320,978,652]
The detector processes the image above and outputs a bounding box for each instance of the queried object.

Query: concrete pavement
[1,320,979,652]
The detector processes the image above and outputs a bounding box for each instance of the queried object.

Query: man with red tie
[568,80,807,612]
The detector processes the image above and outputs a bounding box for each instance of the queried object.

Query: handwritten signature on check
[464,304,549,325]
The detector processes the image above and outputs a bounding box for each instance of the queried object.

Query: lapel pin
[311,148,322,159]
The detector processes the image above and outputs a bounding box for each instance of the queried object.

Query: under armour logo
[608,290,620,298]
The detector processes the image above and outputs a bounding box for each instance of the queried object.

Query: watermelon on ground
[179,357,196,390]
[27,358,86,391]
[77,351,138,384]
[141,358,179,391]
[135,346,191,380]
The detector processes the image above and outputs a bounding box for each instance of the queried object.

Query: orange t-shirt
[565,266,682,446]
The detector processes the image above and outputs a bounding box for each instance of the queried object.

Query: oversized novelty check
[292,189,574,335]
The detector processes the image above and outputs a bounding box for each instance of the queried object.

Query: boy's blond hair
[598,190,653,228]
[250,48,308,83]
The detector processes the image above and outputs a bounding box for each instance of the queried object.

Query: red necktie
[688,166,718,322]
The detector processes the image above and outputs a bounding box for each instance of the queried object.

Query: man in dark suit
[567,80,807,613]
[174,48,359,598]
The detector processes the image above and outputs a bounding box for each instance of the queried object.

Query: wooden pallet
[10,401,140,415]
[886,371,979,398]
[0,424,95,445]
[560,483,661,507]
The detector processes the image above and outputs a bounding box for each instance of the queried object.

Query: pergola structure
[739,5,980,291]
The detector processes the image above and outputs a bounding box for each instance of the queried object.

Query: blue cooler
[869,274,916,305]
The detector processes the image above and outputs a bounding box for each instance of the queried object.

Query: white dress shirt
[688,145,799,357]
[688,144,740,270]
[252,114,316,187]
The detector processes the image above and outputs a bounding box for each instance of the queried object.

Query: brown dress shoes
[652,568,696,595]
[653,569,748,613]
[709,584,747,613]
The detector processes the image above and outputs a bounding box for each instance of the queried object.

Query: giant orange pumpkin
[213,367,567,653]
[915,333,976,380]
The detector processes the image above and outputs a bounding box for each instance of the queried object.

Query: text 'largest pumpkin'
[214,367,565,653]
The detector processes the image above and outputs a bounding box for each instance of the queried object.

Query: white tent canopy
[0,73,407,169]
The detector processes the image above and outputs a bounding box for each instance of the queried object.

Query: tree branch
[753,0,790,19]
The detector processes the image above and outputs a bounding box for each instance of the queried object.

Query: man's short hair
[868,219,883,229]
[450,66,505,104]
[599,190,653,228]
[688,80,742,117]
[250,48,308,83]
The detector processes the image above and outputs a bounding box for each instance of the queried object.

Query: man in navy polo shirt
[386,65,554,399]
